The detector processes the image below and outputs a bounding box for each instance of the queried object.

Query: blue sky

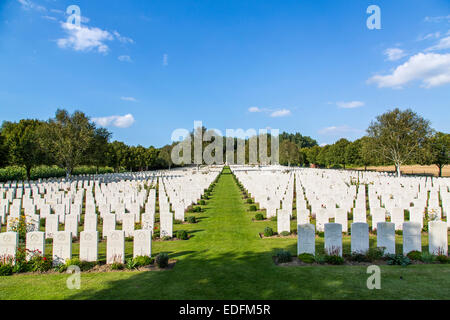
[0,0,449,147]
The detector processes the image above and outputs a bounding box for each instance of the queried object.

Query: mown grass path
[0,167,449,299]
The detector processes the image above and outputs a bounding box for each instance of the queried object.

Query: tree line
[1,108,448,180]
[0,109,175,180]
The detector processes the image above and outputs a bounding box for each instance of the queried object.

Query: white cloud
[336,101,365,109]
[318,125,361,135]
[93,114,135,128]
[57,23,113,54]
[248,107,261,113]
[424,15,450,23]
[418,32,441,41]
[118,55,132,62]
[270,109,291,118]
[17,0,46,12]
[368,52,450,88]
[120,96,138,102]
[113,31,134,44]
[384,48,406,61]
[426,36,450,51]
[41,15,57,21]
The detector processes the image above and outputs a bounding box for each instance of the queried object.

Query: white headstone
[351,223,369,254]
[84,215,97,232]
[80,231,98,262]
[26,231,45,259]
[107,230,125,264]
[297,224,315,256]
[391,208,404,231]
[277,210,291,234]
[133,229,152,258]
[102,214,116,238]
[160,211,173,238]
[403,221,422,255]
[428,221,448,256]
[52,231,72,265]
[122,214,135,237]
[377,222,395,255]
[45,215,59,238]
[324,223,342,256]
[0,232,18,259]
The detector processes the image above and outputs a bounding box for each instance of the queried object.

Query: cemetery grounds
[0,167,449,300]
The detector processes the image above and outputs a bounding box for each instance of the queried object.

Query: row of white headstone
[0,167,222,241]
[0,229,152,265]
[297,221,448,257]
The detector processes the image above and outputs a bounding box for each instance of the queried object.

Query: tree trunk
[438,165,442,177]
[396,164,401,177]
[26,166,31,181]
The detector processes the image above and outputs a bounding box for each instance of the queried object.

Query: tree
[329,138,350,168]
[158,145,174,169]
[107,141,129,172]
[1,120,46,179]
[306,145,321,166]
[0,132,9,168]
[345,139,362,167]
[279,140,300,166]
[421,132,450,177]
[367,108,432,177]
[43,109,96,178]
[317,145,332,167]
[87,128,111,173]
[359,136,376,170]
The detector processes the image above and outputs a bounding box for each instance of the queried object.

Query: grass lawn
[0,167,449,300]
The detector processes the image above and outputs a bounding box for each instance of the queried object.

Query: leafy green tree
[107,141,129,172]
[158,145,174,169]
[42,109,96,178]
[329,138,350,168]
[367,108,432,177]
[317,145,331,167]
[345,139,362,167]
[359,136,376,170]
[87,128,111,173]
[306,145,321,166]
[0,132,9,168]
[1,120,46,179]
[279,140,300,166]
[421,132,450,177]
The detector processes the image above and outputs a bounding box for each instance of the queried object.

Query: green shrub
[436,255,449,264]
[366,247,385,262]
[0,264,13,276]
[317,231,325,238]
[29,253,52,272]
[186,216,197,224]
[249,205,257,212]
[407,250,422,261]
[133,256,153,267]
[276,250,292,263]
[298,253,315,264]
[324,255,345,265]
[174,219,183,225]
[247,198,253,204]
[199,200,206,205]
[270,216,277,222]
[315,254,326,265]
[162,236,171,241]
[254,213,264,221]
[280,231,290,237]
[420,252,436,264]
[176,230,189,240]
[156,253,169,268]
[349,253,369,263]
[125,258,137,270]
[263,227,274,237]
[110,262,125,270]
[193,206,202,213]
[386,254,411,266]
[395,230,403,236]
